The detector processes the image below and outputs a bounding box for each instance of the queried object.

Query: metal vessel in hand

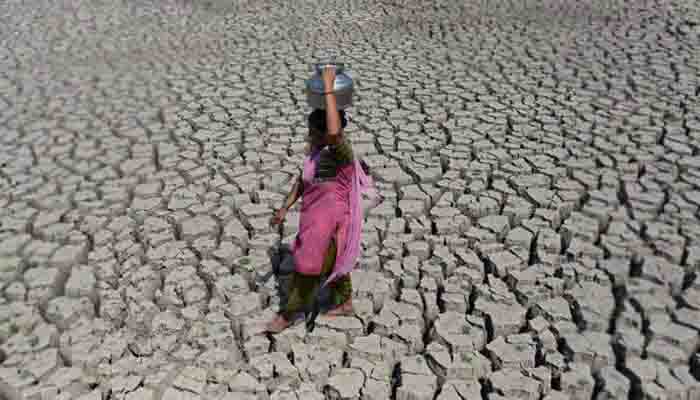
[306,63,354,110]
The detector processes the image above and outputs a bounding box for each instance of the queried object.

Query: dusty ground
[0,0,699,399]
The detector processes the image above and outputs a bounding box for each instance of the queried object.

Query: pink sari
[292,148,369,287]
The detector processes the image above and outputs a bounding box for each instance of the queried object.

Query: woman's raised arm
[322,66,342,145]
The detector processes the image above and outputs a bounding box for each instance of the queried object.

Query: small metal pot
[305,62,354,110]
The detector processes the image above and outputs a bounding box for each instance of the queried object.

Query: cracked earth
[0,0,699,399]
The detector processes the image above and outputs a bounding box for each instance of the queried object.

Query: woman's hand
[322,65,336,92]
[321,65,341,141]
[270,207,288,226]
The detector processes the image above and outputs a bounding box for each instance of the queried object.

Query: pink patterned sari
[291,147,371,287]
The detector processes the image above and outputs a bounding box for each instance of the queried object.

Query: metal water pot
[305,63,354,110]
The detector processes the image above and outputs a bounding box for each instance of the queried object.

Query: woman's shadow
[267,243,334,322]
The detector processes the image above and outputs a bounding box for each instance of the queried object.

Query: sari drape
[292,146,368,287]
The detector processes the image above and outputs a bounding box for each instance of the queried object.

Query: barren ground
[0,0,699,399]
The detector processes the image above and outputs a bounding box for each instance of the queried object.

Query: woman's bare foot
[326,299,354,317]
[264,315,291,334]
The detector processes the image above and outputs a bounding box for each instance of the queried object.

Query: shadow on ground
[267,243,335,318]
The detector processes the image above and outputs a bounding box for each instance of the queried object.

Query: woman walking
[265,66,366,334]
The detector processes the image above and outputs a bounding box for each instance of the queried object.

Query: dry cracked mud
[0,0,699,399]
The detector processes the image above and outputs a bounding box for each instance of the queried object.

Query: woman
[265,66,360,334]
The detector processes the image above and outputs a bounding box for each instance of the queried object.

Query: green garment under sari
[282,239,353,320]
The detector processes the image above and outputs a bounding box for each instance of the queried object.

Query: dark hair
[308,109,347,134]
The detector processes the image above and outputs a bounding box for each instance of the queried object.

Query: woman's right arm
[282,174,303,210]
[271,174,303,226]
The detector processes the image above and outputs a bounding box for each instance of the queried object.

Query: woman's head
[307,108,347,146]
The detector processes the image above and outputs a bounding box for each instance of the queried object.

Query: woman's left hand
[322,66,336,92]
